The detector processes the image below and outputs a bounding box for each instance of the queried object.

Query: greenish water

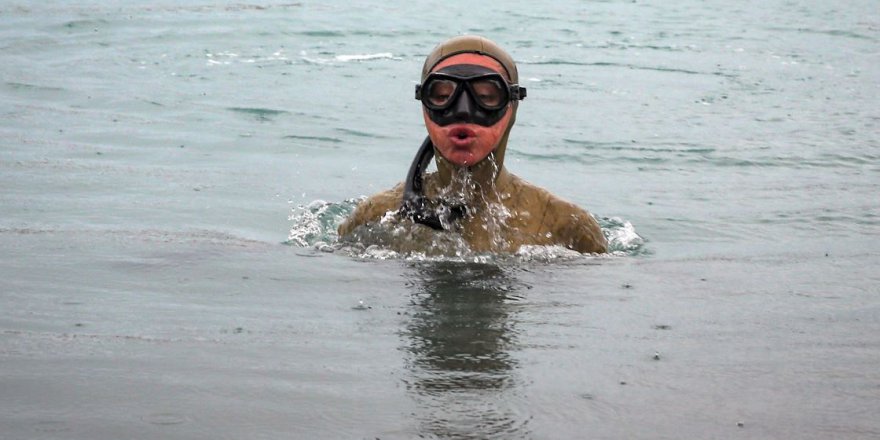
[2,1,879,439]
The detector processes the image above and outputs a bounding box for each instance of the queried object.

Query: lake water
[1,1,879,438]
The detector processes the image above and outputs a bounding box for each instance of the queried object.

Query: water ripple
[335,127,390,139]
[520,60,735,78]
[226,107,289,122]
[765,26,877,42]
[281,134,343,144]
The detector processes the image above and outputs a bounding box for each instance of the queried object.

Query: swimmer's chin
[442,151,483,167]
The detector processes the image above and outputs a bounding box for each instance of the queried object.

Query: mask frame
[415,72,526,111]
[415,65,526,127]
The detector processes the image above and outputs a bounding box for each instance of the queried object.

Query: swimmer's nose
[451,93,475,122]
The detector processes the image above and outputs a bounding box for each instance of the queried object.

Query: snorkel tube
[399,136,466,230]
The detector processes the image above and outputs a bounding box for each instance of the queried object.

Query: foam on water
[300,51,400,65]
[286,198,359,247]
[335,52,396,62]
[286,199,645,262]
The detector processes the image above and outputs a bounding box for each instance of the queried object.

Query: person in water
[338,35,607,254]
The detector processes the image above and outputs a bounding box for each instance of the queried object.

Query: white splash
[288,199,646,261]
[205,49,289,66]
[601,217,645,255]
[515,245,584,261]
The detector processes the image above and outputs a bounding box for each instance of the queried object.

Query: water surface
[1,1,879,438]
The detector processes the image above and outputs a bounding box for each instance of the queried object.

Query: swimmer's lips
[447,126,477,147]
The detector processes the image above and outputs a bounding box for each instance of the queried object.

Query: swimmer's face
[423,53,513,167]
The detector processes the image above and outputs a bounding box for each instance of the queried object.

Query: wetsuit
[338,35,607,254]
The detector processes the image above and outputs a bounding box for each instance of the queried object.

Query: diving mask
[415,64,526,127]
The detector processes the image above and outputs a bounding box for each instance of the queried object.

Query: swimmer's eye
[471,79,504,108]
[427,80,457,107]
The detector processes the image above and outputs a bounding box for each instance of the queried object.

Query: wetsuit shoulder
[543,195,607,253]
[337,183,404,237]
[502,174,607,253]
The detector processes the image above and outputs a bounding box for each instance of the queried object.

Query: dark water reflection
[402,262,532,439]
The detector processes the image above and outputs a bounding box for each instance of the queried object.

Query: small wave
[519,59,734,78]
[42,3,302,15]
[0,227,271,249]
[334,127,389,139]
[765,26,877,42]
[287,200,646,261]
[687,153,877,169]
[205,49,290,66]
[300,51,398,64]
[5,82,66,93]
[508,140,719,166]
[335,52,395,62]
[562,139,716,154]
[299,55,334,65]
[282,134,343,144]
[298,30,346,37]
[227,107,289,121]
[61,18,110,30]
[599,217,646,255]
[286,199,359,247]
[512,150,668,165]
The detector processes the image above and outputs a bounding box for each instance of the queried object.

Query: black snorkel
[399,136,467,230]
